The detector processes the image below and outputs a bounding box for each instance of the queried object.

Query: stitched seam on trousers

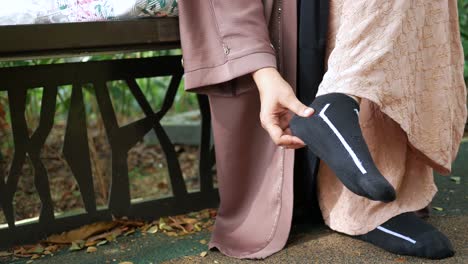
[263,148,285,246]
[207,149,285,257]
[236,148,285,257]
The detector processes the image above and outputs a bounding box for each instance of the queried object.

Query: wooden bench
[0,18,218,249]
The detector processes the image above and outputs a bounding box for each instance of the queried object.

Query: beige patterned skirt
[316,0,467,235]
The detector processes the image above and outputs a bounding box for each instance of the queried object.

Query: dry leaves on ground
[1,208,217,262]
[46,221,119,244]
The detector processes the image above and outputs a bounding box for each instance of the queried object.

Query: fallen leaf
[30,254,41,260]
[187,212,198,218]
[26,246,44,255]
[14,247,26,254]
[200,210,210,219]
[69,240,85,251]
[180,217,198,225]
[450,176,461,184]
[184,223,194,232]
[86,247,97,253]
[0,251,12,257]
[87,227,122,243]
[13,247,32,258]
[46,221,118,244]
[199,239,207,245]
[158,217,175,232]
[202,221,213,228]
[119,262,133,264]
[105,233,117,242]
[147,225,159,234]
[115,219,145,228]
[169,216,188,233]
[96,240,108,246]
[200,251,208,257]
[395,257,406,262]
[85,240,99,247]
[433,207,444,211]
[140,223,151,233]
[159,222,174,231]
[44,245,58,252]
[124,229,136,236]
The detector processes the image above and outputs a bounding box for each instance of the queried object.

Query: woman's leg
[291,0,465,259]
[206,84,295,259]
[314,99,454,259]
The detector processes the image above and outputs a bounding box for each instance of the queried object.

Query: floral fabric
[0,0,178,25]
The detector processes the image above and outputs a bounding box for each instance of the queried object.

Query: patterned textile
[0,0,178,25]
[316,0,467,235]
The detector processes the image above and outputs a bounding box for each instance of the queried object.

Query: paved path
[4,140,468,264]
[164,216,468,264]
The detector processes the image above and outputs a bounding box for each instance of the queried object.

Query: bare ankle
[345,94,361,104]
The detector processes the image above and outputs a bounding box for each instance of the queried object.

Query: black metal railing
[0,55,218,248]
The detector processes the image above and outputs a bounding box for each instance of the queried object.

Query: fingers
[258,87,311,149]
[282,94,314,117]
[284,128,305,145]
[262,123,284,145]
[280,135,306,149]
[277,135,306,149]
[263,123,306,149]
[282,144,306,149]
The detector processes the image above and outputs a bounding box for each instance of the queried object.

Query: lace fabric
[316,0,467,235]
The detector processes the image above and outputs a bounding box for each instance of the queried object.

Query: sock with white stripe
[356,212,455,259]
[289,93,396,202]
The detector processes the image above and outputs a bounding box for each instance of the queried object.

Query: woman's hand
[252,67,314,149]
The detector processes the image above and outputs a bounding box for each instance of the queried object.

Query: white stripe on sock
[319,103,367,174]
[377,226,417,244]
[354,109,359,117]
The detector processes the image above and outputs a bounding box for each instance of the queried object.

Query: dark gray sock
[356,212,455,259]
[290,93,396,202]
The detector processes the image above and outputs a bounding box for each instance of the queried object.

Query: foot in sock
[355,212,455,259]
[289,93,396,202]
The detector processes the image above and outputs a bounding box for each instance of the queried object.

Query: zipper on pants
[277,0,283,74]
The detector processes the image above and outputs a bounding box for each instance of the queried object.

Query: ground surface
[2,139,467,264]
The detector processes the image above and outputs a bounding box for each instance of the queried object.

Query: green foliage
[460,0,468,82]
[0,50,198,126]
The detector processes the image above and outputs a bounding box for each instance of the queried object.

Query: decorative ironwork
[0,55,218,248]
